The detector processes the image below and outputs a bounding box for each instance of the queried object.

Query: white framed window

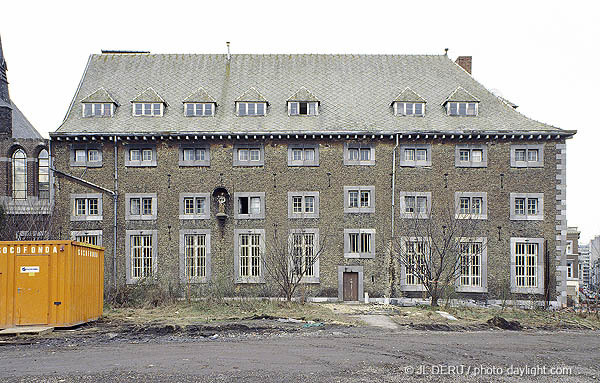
[344,186,375,213]
[567,261,574,279]
[11,149,27,200]
[236,102,266,116]
[37,149,50,200]
[70,193,102,221]
[70,145,103,167]
[233,144,264,166]
[344,143,375,166]
[179,193,210,220]
[126,230,158,284]
[179,229,211,283]
[234,192,265,219]
[234,229,265,283]
[133,102,163,117]
[510,193,544,221]
[510,237,544,294]
[344,229,376,259]
[399,144,431,167]
[126,193,157,221]
[400,237,429,291]
[394,102,425,116]
[71,230,103,247]
[288,101,318,116]
[125,145,157,167]
[399,192,431,219]
[287,192,319,219]
[447,102,478,116]
[454,192,487,219]
[290,228,320,283]
[456,237,488,293]
[287,144,319,166]
[566,240,574,255]
[179,145,210,166]
[455,144,487,168]
[184,103,215,117]
[82,103,114,117]
[511,144,544,168]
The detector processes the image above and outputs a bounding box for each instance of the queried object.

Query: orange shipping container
[0,240,104,329]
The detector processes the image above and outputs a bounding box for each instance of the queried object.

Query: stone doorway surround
[337,265,363,302]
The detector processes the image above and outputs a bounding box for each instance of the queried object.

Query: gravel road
[1,324,599,382]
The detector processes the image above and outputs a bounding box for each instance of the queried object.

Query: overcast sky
[3,0,599,242]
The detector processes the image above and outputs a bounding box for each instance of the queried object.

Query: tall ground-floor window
[292,232,315,277]
[405,239,427,286]
[239,233,261,278]
[515,242,538,288]
[131,234,154,279]
[459,242,482,287]
[185,234,207,279]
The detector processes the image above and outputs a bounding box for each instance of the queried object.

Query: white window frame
[510,144,544,168]
[343,186,375,213]
[183,102,215,117]
[454,144,487,168]
[510,237,544,294]
[399,144,432,167]
[82,103,114,118]
[287,191,319,219]
[179,229,211,284]
[454,192,487,220]
[455,237,488,293]
[446,102,479,116]
[125,145,157,167]
[125,193,158,221]
[510,193,544,221]
[287,101,319,116]
[126,230,158,284]
[399,236,430,292]
[234,192,265,219]
[179,193,210,220]
[179,145,210,167]
[343,143,375,166]
[393,102,425,116]
[344,229,376,259]
[289,228,320,284]
[236,102,267,116]
[70,193,103,221]
[234,229,265,283]
[70,230,103,247]
[233,143,264,166]
[70,145,103,167]
[132,102,163,117]
[287,143,319,166]
[399,192,431,219]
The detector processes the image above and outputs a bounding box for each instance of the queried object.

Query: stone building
[565,227,580,304]
[0,36,51,239]
[50,51,575,305]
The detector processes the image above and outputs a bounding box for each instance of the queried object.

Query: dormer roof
[287,86,319,103]
[182,87,217,104]
[443,86,479,104]
[80,87,119,105]
[131,87,168,105]
[392,87,426,104]
[235,87,268,104]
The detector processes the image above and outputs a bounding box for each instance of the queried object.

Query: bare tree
[392,192,487,307]
[0,198,56,241]
[263,225,327,302]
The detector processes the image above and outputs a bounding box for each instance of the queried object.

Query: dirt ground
[1,303,599,382]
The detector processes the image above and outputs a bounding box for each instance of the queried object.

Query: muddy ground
[1,317,599,382]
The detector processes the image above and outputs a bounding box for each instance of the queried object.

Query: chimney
[455,56,472,74]
[226,42,231,61]
[0,34,12,137]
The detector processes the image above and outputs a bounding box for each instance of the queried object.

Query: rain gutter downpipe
[113,136,118,291]
[391,133,399,240]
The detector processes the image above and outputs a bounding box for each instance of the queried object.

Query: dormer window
[447,102,478,116]
[394,102,425,116]
[185,103,214,117]
[237,102,266,116]
[133,103,163,117]
[288,101,318,116]
[83,103,114,117]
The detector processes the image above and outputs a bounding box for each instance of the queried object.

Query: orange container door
[15,255,49,325]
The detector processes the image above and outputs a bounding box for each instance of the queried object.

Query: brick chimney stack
[455,56,472,74]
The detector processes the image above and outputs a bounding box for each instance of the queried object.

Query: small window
[400,145,431,167]
[179,146,210,167]
[237,102,266,116]
[125,146,157,167]
[344,229,376,259]
[70,193,103,221]
[71,230,103,246]
[234,192,265,219]
[394,102,425,116]
[510,193,544,221]
[511,144,544,168]
[288,144,319,166]
[126,194,157,220]
[344,143,375,166]
[82,103,113,117]
[455,192,487,219]
[287,192,319,218]
[344,186,375,213]
[447,102,478,116]
[71,146,102,167]
[133,102,163,117]
[400,192,431,218]
[288,101,318,116]
[184,103,215,117]
[233,144,264,166]
[179,193,210,219]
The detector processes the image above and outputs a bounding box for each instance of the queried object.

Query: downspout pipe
[391,133,399,240]
[113,136,118,292]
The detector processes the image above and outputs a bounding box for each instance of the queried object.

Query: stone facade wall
[51,136,564,302]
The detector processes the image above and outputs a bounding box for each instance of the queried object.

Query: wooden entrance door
[15,255,49,325]
[343,272,359,301]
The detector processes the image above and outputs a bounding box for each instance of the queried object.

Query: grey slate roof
[131,87,167,104]
[55,53,568,135]
[444,86,480,103]
[393,87,426,103]
[11,102,42,139]
[80,87,119,105]
[287,87,319,102]
[182,87,217,104]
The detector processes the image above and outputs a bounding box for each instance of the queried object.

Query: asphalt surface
[1,326,599,382]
